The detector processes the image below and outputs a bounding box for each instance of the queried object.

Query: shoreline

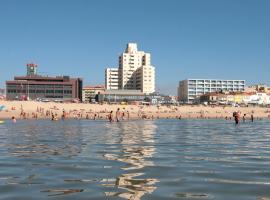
[1,100,270,121]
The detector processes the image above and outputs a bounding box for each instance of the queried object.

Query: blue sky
[0,0,269,95]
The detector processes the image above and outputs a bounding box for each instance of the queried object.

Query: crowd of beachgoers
[1,100,270,123]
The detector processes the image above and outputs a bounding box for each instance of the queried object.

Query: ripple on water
[174,192,211,199]
[41,188,84,196]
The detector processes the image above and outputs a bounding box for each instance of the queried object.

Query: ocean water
[0,119,270,200]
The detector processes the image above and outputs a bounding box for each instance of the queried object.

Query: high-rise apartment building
[105,43,155,94]
[178,79,245,103]
[105,68,119,90]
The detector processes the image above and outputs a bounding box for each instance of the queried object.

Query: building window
[64,90,72,94]
[55,90,63,94]
[46,90,54,93]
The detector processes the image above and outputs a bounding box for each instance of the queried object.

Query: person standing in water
[11,116,16,123]
[121,111,125,120]
[233,111,240,125]
[126,111,130,120]
[116,108,120,122]
[108,111,113,123]
[251,114,254,122]
[61,110,66,120]
[243,114,246,122]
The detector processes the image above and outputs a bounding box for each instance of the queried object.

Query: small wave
[174,192,210,199]
[207,178,270,185]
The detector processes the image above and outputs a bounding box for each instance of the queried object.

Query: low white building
[245,93,270,105]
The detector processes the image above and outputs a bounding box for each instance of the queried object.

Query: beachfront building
[82,85,105,103]
[97,89,146,103]
[178,79,245,103]
[200,92,270,105]
[105,68,119,90]
[245,93,270,105]
[200,92,246,105]
[200,92,228,104]
[6,64,83,101]
[105,43,155,94]
[245,84,270,95]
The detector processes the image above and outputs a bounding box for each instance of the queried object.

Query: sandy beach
[1,100,270,121]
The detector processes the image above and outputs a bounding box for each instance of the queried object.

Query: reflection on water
[103,121,158,199]
[7,121,83,159]
[1,119,270,199]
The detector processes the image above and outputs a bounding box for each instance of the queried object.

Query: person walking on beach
[251,114,254,122]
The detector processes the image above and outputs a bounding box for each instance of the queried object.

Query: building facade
[105,68,119,90]
[6,64,83,101]
[178,79,245,103]
[135,65,155,94]
[200,92,270,105]
[245,84,270,95]
[105,43,155,94]
[82,85,105,102]
[97,89,146,103]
